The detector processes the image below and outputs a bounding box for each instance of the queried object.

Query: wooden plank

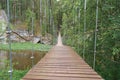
[29,70,98,74]
[26,73,102,79]
[22,75,102,80]
[21,45,103,80]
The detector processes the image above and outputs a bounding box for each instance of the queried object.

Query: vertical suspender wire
[42,0,46,37]
[31,0,34,67]
[48,0,51,34]
[31,0,34,36]
[51,4,55,45]
[93,0,99,69]
[72,0,75,46]
[52,7,56,45]
[44,0,47,35]
[78,0,81,54]
[50,0,52,33]
[52,16,56,45]
[83,0,87,59]
[50,0,52,35]
[73,0,75,29]
[7,0,12,80]
[14,1,17,25]
[49,0,54,45]
[47,0,49,33]
[40,0,42,39]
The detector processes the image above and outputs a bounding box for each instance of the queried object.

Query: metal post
[7,0,12,80]
[93,0,99,69]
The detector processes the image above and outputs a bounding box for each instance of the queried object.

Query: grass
[0,69,29,80]
[0,42,52,79]
[0,42,52,51]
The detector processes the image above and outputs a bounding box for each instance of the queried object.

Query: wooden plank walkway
[21,33,103,80]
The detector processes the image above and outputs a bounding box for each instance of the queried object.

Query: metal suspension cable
[78,0,81,53]
[49,0,54,44]
[48,0,51,33]
[72,0,75,46]
[83,0,87,59]
[73,0,75,26]
[7,0,12,80]
[44,0,47,35]
[31,0,34,67]
[93,0,99,69]
[51,8,55,45]
[47,0,49,33]
[49,0,52,32]
[40,0,42,36]
[52,20,55,44]
[31,0,34,36]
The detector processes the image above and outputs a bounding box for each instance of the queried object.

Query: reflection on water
[0,50,46,70]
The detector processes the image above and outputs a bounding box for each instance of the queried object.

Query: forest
[0,0,120,80]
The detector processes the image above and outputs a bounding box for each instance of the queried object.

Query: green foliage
[0,0,120,79]
[0,59,28,80]
[25,8,35,33]
[55,0,120,80]
[0,68,28,80]
[0,20,6,35]
[25,8,34,23]
[0,69,28,80]
[12,70,28,80]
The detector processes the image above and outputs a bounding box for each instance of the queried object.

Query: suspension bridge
[3,0,105,80]
[21,33,103,80]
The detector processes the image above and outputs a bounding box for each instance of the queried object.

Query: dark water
[0,50,46,70]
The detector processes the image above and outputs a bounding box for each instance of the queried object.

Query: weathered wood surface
[21,33,103,80]
[21,46,103,80]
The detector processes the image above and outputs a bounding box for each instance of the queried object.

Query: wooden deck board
[21,45,103,80]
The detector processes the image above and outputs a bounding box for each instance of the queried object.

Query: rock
[41,33,53,44]
[0,10,8,44]
[33,37,41,43]
[10,30,30,42]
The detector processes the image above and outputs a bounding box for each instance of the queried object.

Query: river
[0,50,46,70]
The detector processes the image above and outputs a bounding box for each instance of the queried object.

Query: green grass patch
[0,69,28,80]
[0,42,52,51]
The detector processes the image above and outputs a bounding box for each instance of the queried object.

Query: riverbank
[0,69,28,80]
[0,42,51,80]
[0,42,52,51]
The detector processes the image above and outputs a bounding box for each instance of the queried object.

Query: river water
[0,50,46,70]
